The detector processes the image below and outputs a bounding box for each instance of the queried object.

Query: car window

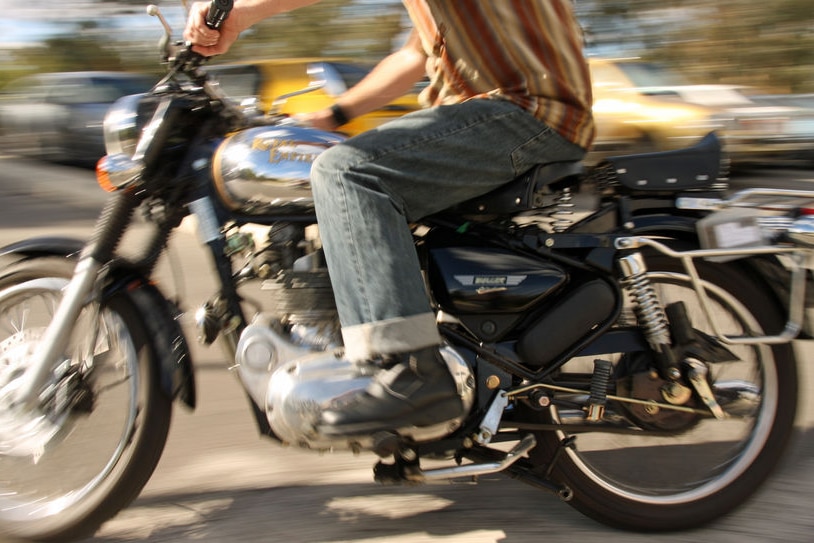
[316,62,424,97]
[19,74,154,105]
[327,62,371,90]
[590,62,630,90]
[207,65,263,102]
[89,76,154,100]
[308,62,372,96]
[614,62,689,88]
[46,78,86,104]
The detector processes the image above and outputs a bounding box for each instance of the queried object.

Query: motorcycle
[2,2,814,540]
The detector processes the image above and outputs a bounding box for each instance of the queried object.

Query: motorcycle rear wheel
[534,254,798,531]
[0,257,172,541]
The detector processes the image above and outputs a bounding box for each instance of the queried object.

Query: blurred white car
[0,71,154,165]
[632,84,814,166]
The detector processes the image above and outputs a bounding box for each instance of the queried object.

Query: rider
[185,0,595,436]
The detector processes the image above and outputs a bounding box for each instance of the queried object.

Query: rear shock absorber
[548,187,576,233]
[618,251,681,381]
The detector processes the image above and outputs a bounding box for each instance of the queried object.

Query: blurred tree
[226,0,404,62]
[9,21,124,74]
[577,0,814,92]
[2,0,812,94]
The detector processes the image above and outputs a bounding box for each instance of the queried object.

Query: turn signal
[96,154,143,192]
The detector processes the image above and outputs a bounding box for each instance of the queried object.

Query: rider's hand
[295,109,343,132]
[183,1,243,57]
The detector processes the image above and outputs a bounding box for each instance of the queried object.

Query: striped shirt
[402,0,595,150]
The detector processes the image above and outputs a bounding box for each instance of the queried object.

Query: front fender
[118,278,197,408]
[0,236,86,260]
[0,236,197,407]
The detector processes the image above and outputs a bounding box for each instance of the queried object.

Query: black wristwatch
[330,104,350,127]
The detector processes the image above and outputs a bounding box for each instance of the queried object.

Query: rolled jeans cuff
[341,312,442,363]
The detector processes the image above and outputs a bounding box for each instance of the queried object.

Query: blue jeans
[310,99,586,362]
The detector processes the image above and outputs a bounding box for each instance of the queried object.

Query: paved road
[1,158,814,543]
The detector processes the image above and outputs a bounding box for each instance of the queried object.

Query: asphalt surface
[1,156,814,543]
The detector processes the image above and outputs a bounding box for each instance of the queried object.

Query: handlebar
[205,0,233,29]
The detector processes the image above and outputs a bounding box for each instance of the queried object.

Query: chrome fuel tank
[213,125,345,215]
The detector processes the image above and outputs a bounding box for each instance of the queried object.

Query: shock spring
[618,252,671,348]
[548,187,575,233]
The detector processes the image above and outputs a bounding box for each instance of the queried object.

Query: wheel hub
[0,329,66,459]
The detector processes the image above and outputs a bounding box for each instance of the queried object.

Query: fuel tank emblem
[251,137,325,164]
[454,275,528,288]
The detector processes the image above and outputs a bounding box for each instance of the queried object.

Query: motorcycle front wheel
[533,254,799,531]
[0,257,172,541]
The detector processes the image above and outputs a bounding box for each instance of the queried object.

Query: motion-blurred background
[1,0,813,168]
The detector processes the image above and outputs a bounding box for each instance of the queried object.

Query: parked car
[0,71,155,164]
[206,59,424,136]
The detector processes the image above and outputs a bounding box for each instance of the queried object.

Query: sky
[0,0,188,48]
[0,0,403,49]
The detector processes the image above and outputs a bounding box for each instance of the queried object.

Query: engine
[254,222,341,350]
[206,220,476,450]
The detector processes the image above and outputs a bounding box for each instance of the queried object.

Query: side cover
[429,246,568,314]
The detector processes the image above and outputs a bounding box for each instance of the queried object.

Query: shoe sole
[318,397,464,438]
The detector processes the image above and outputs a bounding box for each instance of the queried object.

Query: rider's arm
[305,30,428,131]
[184,0,322,57]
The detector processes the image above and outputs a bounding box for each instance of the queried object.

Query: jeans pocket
[510,124,584,176]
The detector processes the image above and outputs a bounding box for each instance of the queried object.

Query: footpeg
[417,434,537,483]
[586,359,612,422]
[372,434,537,485]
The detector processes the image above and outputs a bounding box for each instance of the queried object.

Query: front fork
[12,190,141,408]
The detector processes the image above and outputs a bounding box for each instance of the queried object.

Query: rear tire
[0,257,172,541]
[531,255,798,531]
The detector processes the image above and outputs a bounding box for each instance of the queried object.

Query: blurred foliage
[227,0,404,62]
[11,23,125,74]
[579,0,814,93]
[1,0,812,93]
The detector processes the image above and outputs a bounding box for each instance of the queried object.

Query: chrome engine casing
[236,317,476,451]
[212,125,345,215]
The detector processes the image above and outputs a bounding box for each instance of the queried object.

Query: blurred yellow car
[207,57,723,165]
[206,58,423,136]
[587,57,720,164]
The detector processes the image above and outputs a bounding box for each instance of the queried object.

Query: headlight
[103,93,146,157]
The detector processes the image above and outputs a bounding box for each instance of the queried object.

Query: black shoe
[319,347,464,436]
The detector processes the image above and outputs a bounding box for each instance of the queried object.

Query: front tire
[533,254,798,531]
[0,257,172,541]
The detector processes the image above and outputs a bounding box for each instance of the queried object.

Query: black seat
[599,131,723,191]
[452,160,584,216]
[449,132,723,217]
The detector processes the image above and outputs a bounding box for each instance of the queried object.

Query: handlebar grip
[205,0,233,29]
